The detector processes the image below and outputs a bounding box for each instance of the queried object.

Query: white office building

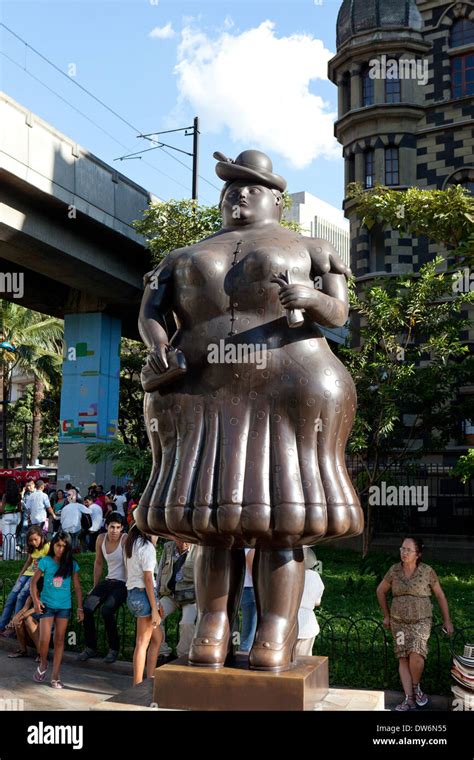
[285,191,350,268]
[284,191,350,344]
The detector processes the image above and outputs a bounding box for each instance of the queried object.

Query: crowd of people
[0,497,454,709]
[0,477,137,559]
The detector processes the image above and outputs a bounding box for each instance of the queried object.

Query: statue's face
[221,181,281,226]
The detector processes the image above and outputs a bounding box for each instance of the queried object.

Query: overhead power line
[0,22,221,199]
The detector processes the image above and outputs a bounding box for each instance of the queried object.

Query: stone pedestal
[153,654,329,711]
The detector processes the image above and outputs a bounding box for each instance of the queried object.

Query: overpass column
[57,312,121,495]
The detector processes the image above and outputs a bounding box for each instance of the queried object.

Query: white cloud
[150,22,175,39]
[173,20,338,169]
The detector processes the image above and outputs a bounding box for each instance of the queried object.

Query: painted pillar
[57,312,121,495]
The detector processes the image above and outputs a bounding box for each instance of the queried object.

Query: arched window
[347,155,355,184]
[364,149,375,189]
[385,76,401,103]
[385,147,399,186]
[368,224,386,273]
[450,18,474,98]
[459,179,474,195]
[451,52,474,98]
[362,66,374,106]
[450,19,474,48]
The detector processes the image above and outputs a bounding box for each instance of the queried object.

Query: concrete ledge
[92,676,386,712]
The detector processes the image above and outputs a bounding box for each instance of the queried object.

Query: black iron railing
[1,575,470,694]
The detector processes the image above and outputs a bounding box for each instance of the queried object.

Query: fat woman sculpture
[135,150,363,671]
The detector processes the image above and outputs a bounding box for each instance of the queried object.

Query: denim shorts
[127,587,158,618]
[39,607,71,620]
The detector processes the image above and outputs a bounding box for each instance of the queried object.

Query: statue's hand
[141,345,188,392]
[147,344,171,374]
[271,278,316,311]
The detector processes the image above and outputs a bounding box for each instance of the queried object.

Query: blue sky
[1,0,345,208]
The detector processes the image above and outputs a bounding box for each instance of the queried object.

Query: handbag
[141,347,187,392]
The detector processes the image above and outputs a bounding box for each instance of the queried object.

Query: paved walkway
[0,646,132,711]
[0,641,451,712]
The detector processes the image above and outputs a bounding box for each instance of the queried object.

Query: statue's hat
[213,149,287,192]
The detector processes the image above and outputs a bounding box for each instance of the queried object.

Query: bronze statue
[135,150,363,672]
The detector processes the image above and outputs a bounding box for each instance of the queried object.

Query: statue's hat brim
[214,151,287,192]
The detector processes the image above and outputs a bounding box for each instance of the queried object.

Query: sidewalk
[0,639,452,712]
[0,645,132,711]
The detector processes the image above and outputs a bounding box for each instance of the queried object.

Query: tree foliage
[345,185,474,553]
[85,439,152,495]
[346,183,474,254]
[118,338,148,448]
[133,193,301,266]
[0,302,63,465]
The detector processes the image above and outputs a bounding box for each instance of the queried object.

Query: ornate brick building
[328,0,474,464]
[328,0,474,279]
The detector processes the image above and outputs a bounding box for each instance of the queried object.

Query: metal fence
[347,460,474,536]
[0,575,471,695]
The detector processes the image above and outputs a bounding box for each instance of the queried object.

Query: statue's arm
[304,272,349,328]
[306,239,350,328]
[273,239,350,329]
[139,254,176,371]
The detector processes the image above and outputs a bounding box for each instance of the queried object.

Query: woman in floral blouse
[376,536,453,711]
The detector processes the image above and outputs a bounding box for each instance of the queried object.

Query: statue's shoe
[188,615,231,669]
[248,622,298,673]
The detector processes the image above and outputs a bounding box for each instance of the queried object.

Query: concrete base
[153,654,328,711]
[92,676,386,712]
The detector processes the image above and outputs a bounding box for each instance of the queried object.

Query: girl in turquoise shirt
[30,531,84,688]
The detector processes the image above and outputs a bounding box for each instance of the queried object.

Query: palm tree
[0,302,63,466]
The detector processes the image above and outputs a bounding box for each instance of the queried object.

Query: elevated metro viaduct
[0,92,156,492]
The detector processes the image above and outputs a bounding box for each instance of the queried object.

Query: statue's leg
[188,545,245,668]
[249,547,304,672]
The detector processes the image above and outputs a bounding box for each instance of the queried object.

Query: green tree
[86,439,152,495]
[346,183,474,255]
[118,338,148,448]
[8,383,61,463]
[344,185,474,553]
[133,193,301,265]
[453,449,474,484]
[0,303,63,466]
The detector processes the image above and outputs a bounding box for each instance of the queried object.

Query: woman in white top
[296,547,325,657]
[124,524,163,686]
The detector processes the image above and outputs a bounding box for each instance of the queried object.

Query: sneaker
[77,647,98,662]
[395,696,416,711]
[413,684,429,707]
[103,649,119,664]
